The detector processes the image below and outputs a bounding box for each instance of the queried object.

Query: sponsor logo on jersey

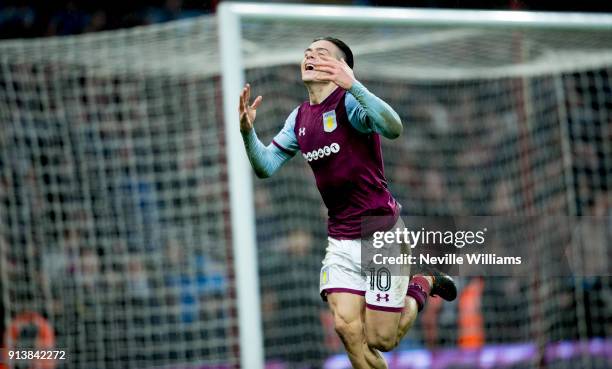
[299,127,306,136]
[322,110,337,133]
[303,142,340,162]
[376,293,390,302]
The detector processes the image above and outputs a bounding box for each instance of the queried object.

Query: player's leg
[362,222,458,350]
[363,273,410,352]
[364,273,455,351]
[326,292,387,369]
[320,237,386,369]
[395,275,434,342]
[364,308,402,352]
[395,273,457,342]
[396,295,419,342]
[362,217,417,351]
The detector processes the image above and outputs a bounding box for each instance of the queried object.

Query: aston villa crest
[322,110,337,133]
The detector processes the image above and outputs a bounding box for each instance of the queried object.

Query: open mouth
[305,64,314,71]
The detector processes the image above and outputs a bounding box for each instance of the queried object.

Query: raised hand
[239,83,263,133]
[313,55,356,90]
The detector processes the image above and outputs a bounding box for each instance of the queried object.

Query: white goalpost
[218,5,264,369]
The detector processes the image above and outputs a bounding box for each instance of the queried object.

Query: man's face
[301,40,343,83]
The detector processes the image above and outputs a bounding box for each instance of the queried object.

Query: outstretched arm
[313,55,403,139]
[239,83,296,178]
[241,129,292,179]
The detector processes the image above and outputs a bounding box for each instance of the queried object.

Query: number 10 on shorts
[368,267,391,292]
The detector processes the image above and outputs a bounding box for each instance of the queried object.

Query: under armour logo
[299,127,306,136]
[376,293,389,302]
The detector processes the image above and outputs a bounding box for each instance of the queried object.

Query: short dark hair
[313,37,354,69]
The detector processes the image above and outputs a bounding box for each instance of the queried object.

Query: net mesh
[1,17,238,369]
[241,18,611,369]
[0,10,610,369]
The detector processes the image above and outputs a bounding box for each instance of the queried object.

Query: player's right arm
[239,83,298,178]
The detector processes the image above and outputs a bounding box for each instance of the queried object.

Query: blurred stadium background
[0,1,610,369]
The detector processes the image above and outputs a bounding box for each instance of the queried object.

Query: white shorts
[319,237,410,312]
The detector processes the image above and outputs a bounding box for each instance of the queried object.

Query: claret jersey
[272,87,399,239]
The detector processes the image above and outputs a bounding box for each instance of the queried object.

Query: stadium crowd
[1,0,611,40]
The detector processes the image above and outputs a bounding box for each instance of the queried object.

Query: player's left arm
[314,55,403,139]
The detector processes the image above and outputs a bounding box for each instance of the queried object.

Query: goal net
[1,5,611,369]
[233,9,611,369]
[0,17,238,369]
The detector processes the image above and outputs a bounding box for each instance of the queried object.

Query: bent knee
[366,333,397,352]
[334,315,362,344]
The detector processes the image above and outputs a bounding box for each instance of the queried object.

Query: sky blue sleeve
[345,81,403,139]
[345,92,370,134]
[241,107,299,178]
[271,107,299,155]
